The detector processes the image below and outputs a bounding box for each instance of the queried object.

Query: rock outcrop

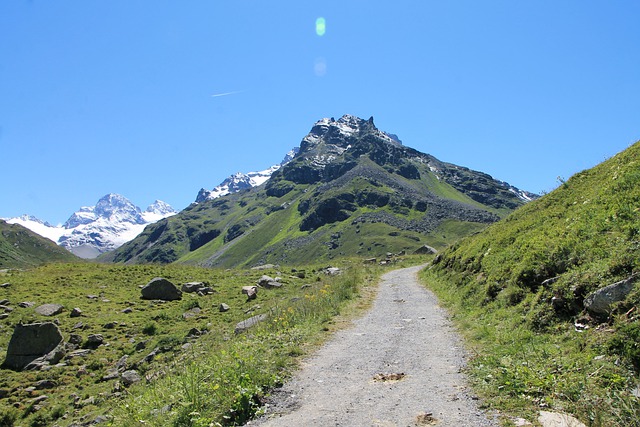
[2,322,64,371]
[141,277,182,301]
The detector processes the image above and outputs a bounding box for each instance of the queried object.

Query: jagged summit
[195,147,300,203]
[5,194,176,259]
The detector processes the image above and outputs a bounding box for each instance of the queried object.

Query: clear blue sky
[1,1,639,225]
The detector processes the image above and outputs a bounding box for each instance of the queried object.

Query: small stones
[69,307,83,318]
[18,301,35,308]
[219,303,230,312]
[415,412,438,426]
[372,372,406,382]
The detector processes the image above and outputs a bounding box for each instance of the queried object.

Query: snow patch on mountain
[4,194,176,259]
[196,147,299,203]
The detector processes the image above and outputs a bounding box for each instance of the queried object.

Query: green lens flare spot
[315,17,326,36]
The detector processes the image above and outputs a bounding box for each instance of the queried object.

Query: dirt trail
[248,265,498,427]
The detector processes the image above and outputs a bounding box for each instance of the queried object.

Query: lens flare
[315,17,326,36]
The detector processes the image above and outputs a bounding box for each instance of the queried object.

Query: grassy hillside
[0,259,405,426]
[0,220,79,269]
[422,141,640,426]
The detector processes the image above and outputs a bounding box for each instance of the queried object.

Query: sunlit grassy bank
[420,142,640,426]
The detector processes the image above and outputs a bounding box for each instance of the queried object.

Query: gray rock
[2,322,64,371]
[86,334,104,347]
[0,283,10,288]
[122,307,133,314]
[538,411,586,427]
[234,313,268,334]
[141,277,182,301]
[182,282,206,293]
[182,307,201,319]
[69,334,83,345]
[121,370,142,386]
[69,307,82,318]
[65,349,92,359]
[584,274,638,316]
[0,299,9,305]
[102,369,120,381]
[18,301,35,308]
[251,264,278,271]
[258,275,282,289]
[413,245,438,255]
[35,303,64,316]
[324,267,342,276]
[0,313,8,320]
[242,285,258,300]
[219,303,230,312]
[34,379,57,390]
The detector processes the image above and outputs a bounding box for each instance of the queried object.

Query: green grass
[420,141,640,426]
[0,220,79,269]
[0,259,406,426]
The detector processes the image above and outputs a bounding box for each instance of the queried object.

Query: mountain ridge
[5,194,176,259]
[103,115,536,267]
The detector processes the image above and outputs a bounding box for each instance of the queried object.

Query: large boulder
[2,322,64,371]
[584,274,637,316]
[141,277,182,301]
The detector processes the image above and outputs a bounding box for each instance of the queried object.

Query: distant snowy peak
[143,200,177,223]
[5,194,176,259]
[196,147,299,203]
[11,214,54,228]
[146,200,176,216]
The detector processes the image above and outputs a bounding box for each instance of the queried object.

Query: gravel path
[248,265,498,427]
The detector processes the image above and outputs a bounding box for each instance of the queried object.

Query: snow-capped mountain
[4,194,176,259]
[195,147,299,203]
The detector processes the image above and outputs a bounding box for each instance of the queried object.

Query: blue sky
[1,1,639,225]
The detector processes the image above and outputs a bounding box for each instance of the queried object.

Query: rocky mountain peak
[93,193,146,225]
[146,200,176,216]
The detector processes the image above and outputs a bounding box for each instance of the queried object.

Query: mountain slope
[0,219,80,268]
[423,141,640,425]
[5,194,176,259]
[103,115,535,267]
